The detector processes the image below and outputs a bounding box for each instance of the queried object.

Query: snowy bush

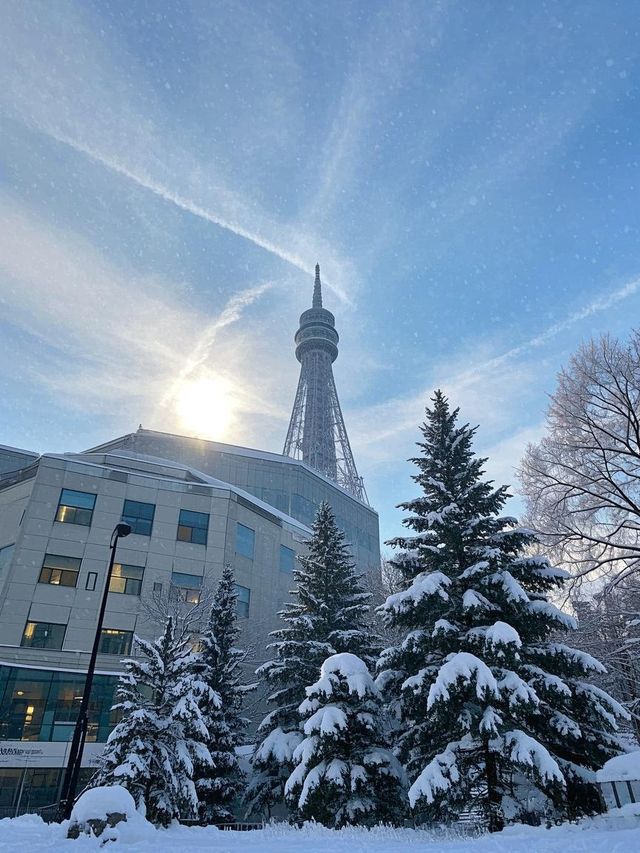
[67,785,148,840]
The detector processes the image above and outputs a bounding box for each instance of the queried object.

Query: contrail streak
[355,273,640,444]
[40,127,350,304]
[462,275,640,381]
[160,281,273,407]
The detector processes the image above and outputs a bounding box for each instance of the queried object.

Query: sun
[174,376,234,440]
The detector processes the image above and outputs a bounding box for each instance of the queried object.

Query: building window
[21,621,66,650]
[234,584,250,618]
[0,667,119,744]
[109,563,144,596]
[291,493,317,525]
[177,509,209,545]
[153,581,163,594]
[0,543,15,572]
[99,629,133,656]
[38,554,81,588]
[121,499,155,536]
[170,571,202,604]
[258,488,289,513]
[55,489,96,526]
[85,572,98,591]
[235,523,255,559]
[279,545,296,573]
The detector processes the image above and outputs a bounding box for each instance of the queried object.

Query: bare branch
[519,330,640,585]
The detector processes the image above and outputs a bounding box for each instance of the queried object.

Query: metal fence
[0,803,59,822]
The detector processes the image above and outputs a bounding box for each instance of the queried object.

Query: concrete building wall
[0,453,309,667]
[0,434,380,814]
[88,429,380,575]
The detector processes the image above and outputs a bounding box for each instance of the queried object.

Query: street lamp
[57,522,132,821]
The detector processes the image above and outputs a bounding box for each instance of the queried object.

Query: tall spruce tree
[285,652,405,827]
[196,564,247,823]
[378,391,627,830]
[89,617,214,826]
[245,501,378,818]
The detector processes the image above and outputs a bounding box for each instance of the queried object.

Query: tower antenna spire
[283,264,367,503]
[313,263,322,308]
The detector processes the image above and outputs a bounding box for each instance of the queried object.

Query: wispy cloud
[306,1,445,225]
[504,277,640,355]
[39,127,352,305]
[0,199,277,439]
[0,0,355,305]
[351,272,640,466]
[158,281,273,409]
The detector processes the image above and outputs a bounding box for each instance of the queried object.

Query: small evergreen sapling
[246,502,378,818]
[285,653,405,827]
[378,391,627,830]
[89,617,215,826]
[196,565,247,823]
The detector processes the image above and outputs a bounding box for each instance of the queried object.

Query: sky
[1,0,639,544]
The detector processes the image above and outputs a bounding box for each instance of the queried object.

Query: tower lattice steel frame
[283,264,367,503]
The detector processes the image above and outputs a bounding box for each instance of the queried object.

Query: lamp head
[114,522,132,538]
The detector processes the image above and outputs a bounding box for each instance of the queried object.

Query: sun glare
[174,376,234,440]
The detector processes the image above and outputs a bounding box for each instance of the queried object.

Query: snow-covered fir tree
[89,617,215,826]
[245,501,379,818]
[285,652,405,827]
[195,564,247,823]
[378,391,627,831]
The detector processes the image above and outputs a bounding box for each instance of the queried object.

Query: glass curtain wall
[0,667,118,743]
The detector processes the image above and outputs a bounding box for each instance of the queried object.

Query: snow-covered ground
[1,809,640,853]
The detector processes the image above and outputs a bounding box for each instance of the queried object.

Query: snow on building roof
[0,443,39,457]
[597,751,640,783]
[41,450,311,537]
[87,428,376,511]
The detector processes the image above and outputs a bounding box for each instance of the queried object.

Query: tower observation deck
[283,264,367,503]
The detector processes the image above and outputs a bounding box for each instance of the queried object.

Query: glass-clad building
[0,667,118,743]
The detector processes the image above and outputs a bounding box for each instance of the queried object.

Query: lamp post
[57,522,131,821]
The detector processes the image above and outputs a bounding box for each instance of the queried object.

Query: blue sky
[1,0,639,543]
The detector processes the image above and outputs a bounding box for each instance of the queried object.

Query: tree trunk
[484,743,504,833]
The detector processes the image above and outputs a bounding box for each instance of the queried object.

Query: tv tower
[283,264,367,502]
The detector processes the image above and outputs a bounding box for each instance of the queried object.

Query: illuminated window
[21,621,66,650]
[55,489,96,526]
[279,545,295,573]
[234,584,250,618]
[0,668,119,743]
[109,563,144,596]
[235,523,255,559]
[177,509,209,545]
[38,554,81,587]
[121,500,155,536]
[171,571,202,604]
[98,629,133,656]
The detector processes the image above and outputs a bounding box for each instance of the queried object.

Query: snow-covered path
[1,813,640,853]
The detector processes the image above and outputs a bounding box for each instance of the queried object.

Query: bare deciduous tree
[571,578,640,742]
[519,331,640,588]
[139,581,218,643]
